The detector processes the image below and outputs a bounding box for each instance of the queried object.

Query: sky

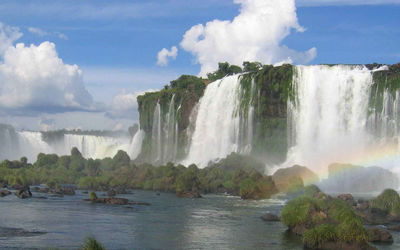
[0,0,399,131]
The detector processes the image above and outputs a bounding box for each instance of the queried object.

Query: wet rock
[14,189,32,199]
[93,197,129,205]
[386,224,400,231]
[368,227,393,243]
[272,165,318,192]
[337,194,357,207]
[176,191,202,198]
[260,213,280,222]
[0,190,11,197]
[58,187,75,195]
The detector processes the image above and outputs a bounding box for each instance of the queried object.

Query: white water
[283,65,400,175]
[183,75,242,167]
[0,129,143,162]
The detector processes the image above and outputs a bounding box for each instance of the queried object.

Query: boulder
[368,227,393,243]
[58,187,75,195]
[337,194,357,207]
[176,191,202,198]
[260,213,280,222]
[0,190,11,197]
[272,165,318,192]
[93,197,129,205]
[14,189,32,199]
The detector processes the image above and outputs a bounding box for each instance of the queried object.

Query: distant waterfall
[284,65,400,174]
[183,74,256,167]
[0,127,143,162]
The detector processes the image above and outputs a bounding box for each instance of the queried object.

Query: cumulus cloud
[157,46,178,66]
[0,22,22,55]
[180,0,317,76]
[0,41,94,113]
[107,89,156,119]
[28,27,68,40]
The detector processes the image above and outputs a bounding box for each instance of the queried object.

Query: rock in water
[272,165,318,192]
[14,189,32,199]
[260,213,280,222]
[368,227,393,243]
[0,190,11,197]
[176,191,202,198]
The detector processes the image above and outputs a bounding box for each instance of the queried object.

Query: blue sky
[0,0,399,131]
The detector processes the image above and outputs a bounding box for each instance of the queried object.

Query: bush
[303,224,337,248]
[281,196,319,228]
[370,189,400,216]
[80,236,106,250]
[89,192,97,201]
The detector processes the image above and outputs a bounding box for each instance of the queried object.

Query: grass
[80,237,106,250]
[303,224,337,248]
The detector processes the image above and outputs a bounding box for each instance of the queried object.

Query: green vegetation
[303,224,337,249]
[137,74,206,161]
[0,150,278,199]
[370,189,400,216]
[80,237,106,250]
[136,61,295,164]
[281,186,370,248]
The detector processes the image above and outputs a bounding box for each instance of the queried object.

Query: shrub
[89,192,97,201]
[281,196,318,228]
[80,236,106,250]
[370,189,400,216]
[303,224,337,248]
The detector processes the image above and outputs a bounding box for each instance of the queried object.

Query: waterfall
[151,101,162,163]
[128,130,145,160]
[163,94,176,163]
[183,75,242,167]
[0,127,142,162]
[284,65,400,175]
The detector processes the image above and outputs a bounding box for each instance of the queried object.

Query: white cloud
[28,27,48,36]
[0,22,22,55]
[28,27,68,40]
[157,46,178,66]
[180,0,317,76]
[297,0,400,6]
[107,89,157,119]
[0,41,94,113]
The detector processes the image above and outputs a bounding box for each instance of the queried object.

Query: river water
[0,190,399,249]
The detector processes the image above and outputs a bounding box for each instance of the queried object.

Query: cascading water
[183,75,242,167]
[151,102,162,163]
[0,126,143,162]
[284,65,400,175]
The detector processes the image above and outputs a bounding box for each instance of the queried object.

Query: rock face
[319,164,399,193]
[368,227,393,243]
[272,165,318,192]
[176,191,202,198]
[14,189,32,199]
[260,213,280,222]
[0,190,11,197]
